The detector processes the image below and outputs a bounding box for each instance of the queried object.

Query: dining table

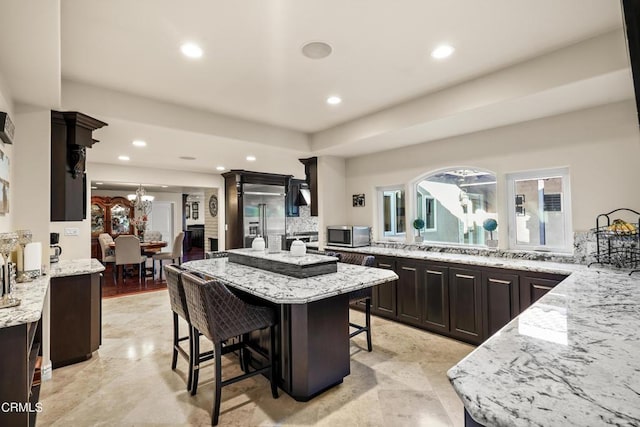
[108,240,168,278]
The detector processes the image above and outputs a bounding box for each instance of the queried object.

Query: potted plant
[413,218,425,243]
[482,218,498,248]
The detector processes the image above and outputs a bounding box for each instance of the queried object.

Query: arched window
[414,168,497,246]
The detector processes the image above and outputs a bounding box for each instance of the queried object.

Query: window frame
[506,167,573,253]
[377,186,407,241]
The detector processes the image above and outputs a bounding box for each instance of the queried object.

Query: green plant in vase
[482,218,498,248]
[413,218,425,243]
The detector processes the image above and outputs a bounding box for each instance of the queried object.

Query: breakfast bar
[182,250,398,401]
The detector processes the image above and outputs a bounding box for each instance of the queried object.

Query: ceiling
[0,1,629,177]
[61,0,623,133]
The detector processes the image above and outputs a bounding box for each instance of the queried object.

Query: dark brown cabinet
[421,264,450,335]
[222,170,292,250]
[299,157,317,216]
[396,260,422,326]
[371,256,397,317]
[332,250,568,345]
[90,196,135,258]
[51,111,107,221]
[0,318,42,426]
[481,271,519,338]
[519,274,566,311]
[449,268,483,344]
[51,273,102,368]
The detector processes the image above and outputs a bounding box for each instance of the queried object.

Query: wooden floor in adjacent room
[101,246,205,299]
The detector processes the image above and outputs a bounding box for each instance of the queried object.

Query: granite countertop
[447,267,640,426]
[321,245,585,275]
[49,258,105,278]
[0,275,50,329]
[228,248,336,266]
[182,257,398,304]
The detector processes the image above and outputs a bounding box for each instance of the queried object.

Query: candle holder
[15,229,32,283]
[0,232,19,309]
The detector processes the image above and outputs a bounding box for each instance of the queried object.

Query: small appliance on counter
[50,232,62,263]
[327,226,371,247]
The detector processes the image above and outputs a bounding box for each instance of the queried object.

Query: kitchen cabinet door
[421,264,450,334]
[371,256,397,318]
[396,260,422,326]
[449,267,483,344]
[519,275,566,312]
[482,271,519,339]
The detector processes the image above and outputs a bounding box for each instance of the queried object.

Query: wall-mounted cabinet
[51,111,107,221]
[299,157,317,217]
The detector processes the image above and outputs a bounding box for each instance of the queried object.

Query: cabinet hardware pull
[490,279,511,285]
[456,274,475,279]
[427,270,443,275]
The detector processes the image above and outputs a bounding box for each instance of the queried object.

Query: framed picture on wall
[185,204,190,219]
[353,194,365,207]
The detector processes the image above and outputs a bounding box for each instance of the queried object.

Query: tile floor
[38,290,474,426]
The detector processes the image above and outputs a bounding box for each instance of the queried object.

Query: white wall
[345,100,640,246]
[0,74,13,234]
[317,156,347,248]
[13,105,51,265]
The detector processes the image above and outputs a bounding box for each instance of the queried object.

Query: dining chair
[144,230,162,242]
[152,231,185,280]
[181,271,279,426]
[114,235,147,283]
[98,233,116,281]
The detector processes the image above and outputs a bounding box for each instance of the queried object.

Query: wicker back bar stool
[181,271,279,426]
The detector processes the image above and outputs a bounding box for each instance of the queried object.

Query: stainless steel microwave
[327,226,370,247]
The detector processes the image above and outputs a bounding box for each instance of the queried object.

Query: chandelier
[127,184,154,215]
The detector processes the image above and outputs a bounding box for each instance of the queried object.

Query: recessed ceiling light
[431,44,455,59]
[326,96,342,105]
[118,155,130,161]
[181,42,203,59]
[179,156,196,160]
[301,41,333,59]
[96,182,103,185]
[246,155,256,162]
[216,166,225,171]
[161,185,168,188]
[91,186,98,190]
[132,140,147,147]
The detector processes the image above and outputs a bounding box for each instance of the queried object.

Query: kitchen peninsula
[182,251,398,401]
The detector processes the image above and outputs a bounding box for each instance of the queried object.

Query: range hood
[294,188,311,206]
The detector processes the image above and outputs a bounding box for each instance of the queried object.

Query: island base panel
[465,409,485,427]
[283,294,350,401]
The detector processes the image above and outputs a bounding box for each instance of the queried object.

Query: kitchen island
[182,254,398,401]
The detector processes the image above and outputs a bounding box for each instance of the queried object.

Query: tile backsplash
[286,206,318,235]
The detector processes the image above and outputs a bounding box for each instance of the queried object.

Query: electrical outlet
[64,227,80,236]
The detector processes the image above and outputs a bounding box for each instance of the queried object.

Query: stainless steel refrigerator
[243,183,286,249]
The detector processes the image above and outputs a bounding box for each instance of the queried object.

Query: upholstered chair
[143,230,162,242]
[114,235,147,283]
[152,232,185,280]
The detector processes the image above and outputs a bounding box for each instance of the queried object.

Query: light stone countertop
[321,245,585,275]
[0,258,105,329]
[49,258,105,278]
[182,257,398,304]
[447,268,640,426]
[228,248,337,265]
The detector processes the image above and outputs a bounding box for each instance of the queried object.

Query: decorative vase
[252,236,265,251]
[415,236,424,243]
[290,239,307,257]
[486,239,498,248]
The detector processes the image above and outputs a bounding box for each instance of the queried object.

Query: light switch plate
[64,227,80,236]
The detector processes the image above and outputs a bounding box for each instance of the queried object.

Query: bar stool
[181,271,279,426]
[164,265,213,392]
[335,252,376,352]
